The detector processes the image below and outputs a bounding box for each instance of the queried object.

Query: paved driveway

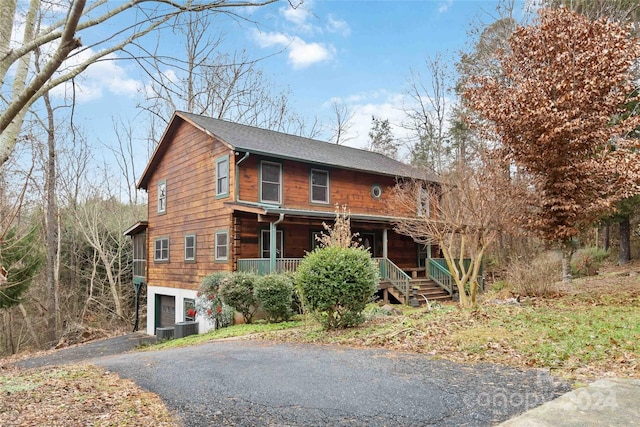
[93,339,570,426]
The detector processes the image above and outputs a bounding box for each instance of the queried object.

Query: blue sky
[47,0,528,180]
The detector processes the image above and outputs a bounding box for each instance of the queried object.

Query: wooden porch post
[270,214,284,273]
[382,228,388,259]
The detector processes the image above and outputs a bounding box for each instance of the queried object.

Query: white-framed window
[184,234,196,262]
[261,229,283,258]
[215,230,229,261]
[417,185,430,217]
[154,237,169,262]
[157,180,167,214]
[260,161,282,204]
[216,155,229,198]
[184,298,196,321]
[310,169,329,204]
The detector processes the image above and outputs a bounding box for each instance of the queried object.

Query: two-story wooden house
[126,111,450,335]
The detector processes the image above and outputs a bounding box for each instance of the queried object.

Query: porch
[236,257,477,305]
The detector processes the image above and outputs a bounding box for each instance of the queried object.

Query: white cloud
[50,50,142,103]
[326,91,413,159]
[253,31,335,69]
[326,14,351,37]
[281,1,313,25]
[438,0,453,13]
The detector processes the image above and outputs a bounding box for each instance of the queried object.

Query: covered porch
[229,204,470,305]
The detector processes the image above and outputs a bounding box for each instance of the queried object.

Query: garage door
[158,295,176,328]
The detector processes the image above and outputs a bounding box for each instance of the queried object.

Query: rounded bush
[254,274,294,322]
[295,246,379,329]
[221,272,260,323]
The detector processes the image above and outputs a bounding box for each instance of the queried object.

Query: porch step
[410,279,451,303]
[380,278,451,306]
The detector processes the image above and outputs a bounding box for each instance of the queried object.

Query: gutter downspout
[270,213,285,273]
[235,152,250,202]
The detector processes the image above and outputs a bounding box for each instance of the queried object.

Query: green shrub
[295,246,379,329]
[196,272,234,329]
[254,274,294,322]
[221,272,260,324]
[571,247,609,277]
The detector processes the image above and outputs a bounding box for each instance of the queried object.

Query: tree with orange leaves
[464,8,640,282]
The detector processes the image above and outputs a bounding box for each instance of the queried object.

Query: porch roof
[123,221,148,236]
[226,201,413,224]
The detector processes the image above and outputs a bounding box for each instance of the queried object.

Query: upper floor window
[216,155,229,198]
[157,180,167,214]
[417,185,430,217]
[184,234,196,262]
[310,169,329,204]
[260,161,282,204]
[154,237,169,262]
[215,230,229,261]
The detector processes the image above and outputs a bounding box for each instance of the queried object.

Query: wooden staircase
[409,278,451,304]
[382,278,451,306]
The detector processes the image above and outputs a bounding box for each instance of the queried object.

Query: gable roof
[138,111,437,190]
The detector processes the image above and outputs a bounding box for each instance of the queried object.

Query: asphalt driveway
[87,339,570,426]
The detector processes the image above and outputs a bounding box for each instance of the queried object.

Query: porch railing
[429,258,454,295]
[428,258,484,295]
[374,257,411,304]
[237,258,302,275]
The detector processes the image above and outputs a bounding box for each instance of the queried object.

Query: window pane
[216,232,228,260]
[262,163,280,183]
[217,159,229,195]
[312,171,327,186]
[262,182,279,202]
[312,186,326,202]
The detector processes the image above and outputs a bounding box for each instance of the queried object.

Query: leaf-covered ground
[0,364,179,427]
[257,263,640,382]
[1,261,638,425]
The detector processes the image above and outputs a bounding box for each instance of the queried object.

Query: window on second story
[154,237,169,262]
[310,169,329,204]
[417,185,430,217]
[157,180,167,214]
[215,230,229,261]
[184,234,196,262]
[260,161,282,204]
[216,155,229,198]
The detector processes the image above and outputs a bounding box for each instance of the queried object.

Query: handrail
[374,257,411,304]
[428,258,454,295]
[237,258,302,274]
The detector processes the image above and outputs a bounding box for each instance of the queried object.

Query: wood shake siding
[146,121,235,290]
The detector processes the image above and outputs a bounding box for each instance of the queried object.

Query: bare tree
[392,161,520,309]
[0,0,280,166]
[328,100,355,145]
[404,53,452,173]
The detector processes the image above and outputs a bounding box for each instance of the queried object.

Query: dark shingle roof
[178,111,436,181]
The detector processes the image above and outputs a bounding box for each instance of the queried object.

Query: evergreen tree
[368,116,399,159]
[0,226,43,309]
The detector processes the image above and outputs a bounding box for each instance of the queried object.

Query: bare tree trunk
[619,216,631,265]
[43,89,58,347]
[561,246,574,284]
[603,223,610,252]
[18,303,39,346]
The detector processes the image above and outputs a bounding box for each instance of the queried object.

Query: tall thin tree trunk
[619,216,631,265]
[603,224,610,252]
[43,91,58,347]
